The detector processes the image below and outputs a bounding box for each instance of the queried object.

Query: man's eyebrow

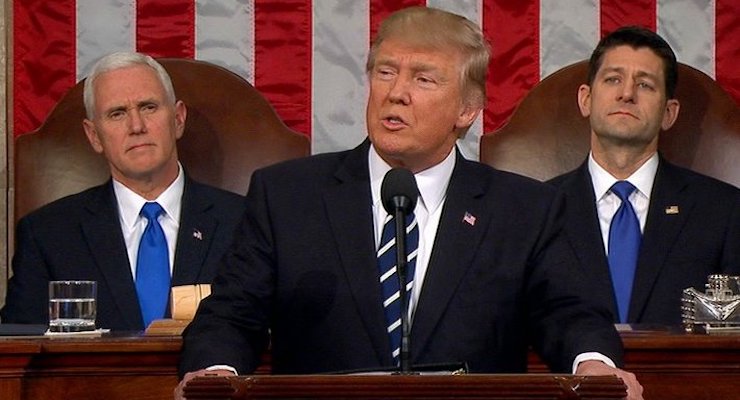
[600,66,658,80]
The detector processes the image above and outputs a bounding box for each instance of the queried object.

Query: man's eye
[109,111,125,120]
[141,104,158,113]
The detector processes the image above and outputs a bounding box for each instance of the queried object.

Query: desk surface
[1,329,739,400]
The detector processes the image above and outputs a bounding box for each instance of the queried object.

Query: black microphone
[380,168,418,374]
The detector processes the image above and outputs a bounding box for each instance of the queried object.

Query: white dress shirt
[368,145,455,323]
[588,152,658,255]
[113,164,185,279]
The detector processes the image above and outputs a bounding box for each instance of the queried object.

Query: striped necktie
[377,212,418,363]
[607,181,641,323]
[135,202,170,328]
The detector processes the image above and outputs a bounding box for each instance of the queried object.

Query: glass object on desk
[48,280,97,332]
[682,274,740,334]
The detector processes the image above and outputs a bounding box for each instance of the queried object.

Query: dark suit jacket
[549,157,740,325]
[1,176,246,331]
[179,141,622,376]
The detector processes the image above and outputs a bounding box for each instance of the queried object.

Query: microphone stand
[392,207,415,375]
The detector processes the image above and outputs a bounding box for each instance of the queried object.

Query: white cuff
[572,352,616,374]
[205,365,238,376]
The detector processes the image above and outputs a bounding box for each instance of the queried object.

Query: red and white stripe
[13,0,739,160]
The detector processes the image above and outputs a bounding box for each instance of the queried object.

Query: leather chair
[479,61,740,187]
[13,58,310,225]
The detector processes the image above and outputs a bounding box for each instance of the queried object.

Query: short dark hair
[587,26,678,99]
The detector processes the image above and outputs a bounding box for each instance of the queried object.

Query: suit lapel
[410,155,490,359]
[324,142,390,364]
[563,164,619,320]
[81,182,144,329]
[172,179,218,286]
[629,160,693,321]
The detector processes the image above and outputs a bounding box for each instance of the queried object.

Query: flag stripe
[136,0,195,58]
[254,0,312,137]
[540,0,598,79]
[195,0,255,84]
[77,0,135,81]
[312,1,370,154]
[716,0,740,102]
[13,0,77,136]
[483,0,540,132]
[10,0,740,160]
[658,0,715,79]
[369,0,424,42]
[601,0,656,35]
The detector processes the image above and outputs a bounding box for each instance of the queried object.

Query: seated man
[549,26,740,325]
[177,7,642,400]
[1,52,246,331]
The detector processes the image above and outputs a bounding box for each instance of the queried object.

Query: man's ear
[174,100,187,140]
[661,98,680,131]
[577,84,592,118]
[83,119,104,154]
[454,103,482,131]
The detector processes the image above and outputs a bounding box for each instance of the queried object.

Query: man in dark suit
[0,52,245,331]
[176,7,642,400]
[549,26,740,326]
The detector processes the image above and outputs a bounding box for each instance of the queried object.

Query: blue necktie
[135,202,170,328]
[377,212,418,363]
[607,181,641,323]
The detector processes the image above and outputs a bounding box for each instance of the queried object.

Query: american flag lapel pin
[665,205,679,215]
[193,229,203,240]
[462,211,477,226]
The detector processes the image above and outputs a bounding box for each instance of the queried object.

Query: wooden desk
[0,333,180,400]
[1,330,739,400]
[528,328,740,399]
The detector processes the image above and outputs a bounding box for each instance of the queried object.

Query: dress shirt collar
[368,145,456,215]
[588,152,658,202]
[113,163,185,230]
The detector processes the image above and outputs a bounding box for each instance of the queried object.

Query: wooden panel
[1,330,739,400]
[183,374,627,399]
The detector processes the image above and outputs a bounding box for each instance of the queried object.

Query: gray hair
[83,52,176,119]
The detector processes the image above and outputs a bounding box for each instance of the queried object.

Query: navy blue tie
[135,202,170,328]
[377,212,418,363]
[607,181,641,323]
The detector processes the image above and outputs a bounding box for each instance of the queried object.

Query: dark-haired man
[550,26,740,325]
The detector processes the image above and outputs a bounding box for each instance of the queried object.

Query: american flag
[13,0,739,161]
[463,212,477,226]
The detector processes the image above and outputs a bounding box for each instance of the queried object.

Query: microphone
[380,168,418,374]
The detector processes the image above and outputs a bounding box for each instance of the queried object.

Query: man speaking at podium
[178,6,642,399]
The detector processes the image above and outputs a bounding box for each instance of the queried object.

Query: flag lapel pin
[193,229,203,240]
[462,212,477,226]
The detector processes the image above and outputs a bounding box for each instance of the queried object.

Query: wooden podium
[2,329,740,399]
[183,374,627,399]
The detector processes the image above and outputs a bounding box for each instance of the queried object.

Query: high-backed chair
[479,61,740,187]
[13,58,310,225]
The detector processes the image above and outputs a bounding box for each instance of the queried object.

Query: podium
[2,330,740,399]
[182,374,627,399]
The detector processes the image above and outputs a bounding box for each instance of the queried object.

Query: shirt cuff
[206,365,238,376]
[572,352,616,374]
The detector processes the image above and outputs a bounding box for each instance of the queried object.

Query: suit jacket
[180,141,622,376]
[549,157,740,325]
[1,176,246,331]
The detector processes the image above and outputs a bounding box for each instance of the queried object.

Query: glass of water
[48,280,97,332]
